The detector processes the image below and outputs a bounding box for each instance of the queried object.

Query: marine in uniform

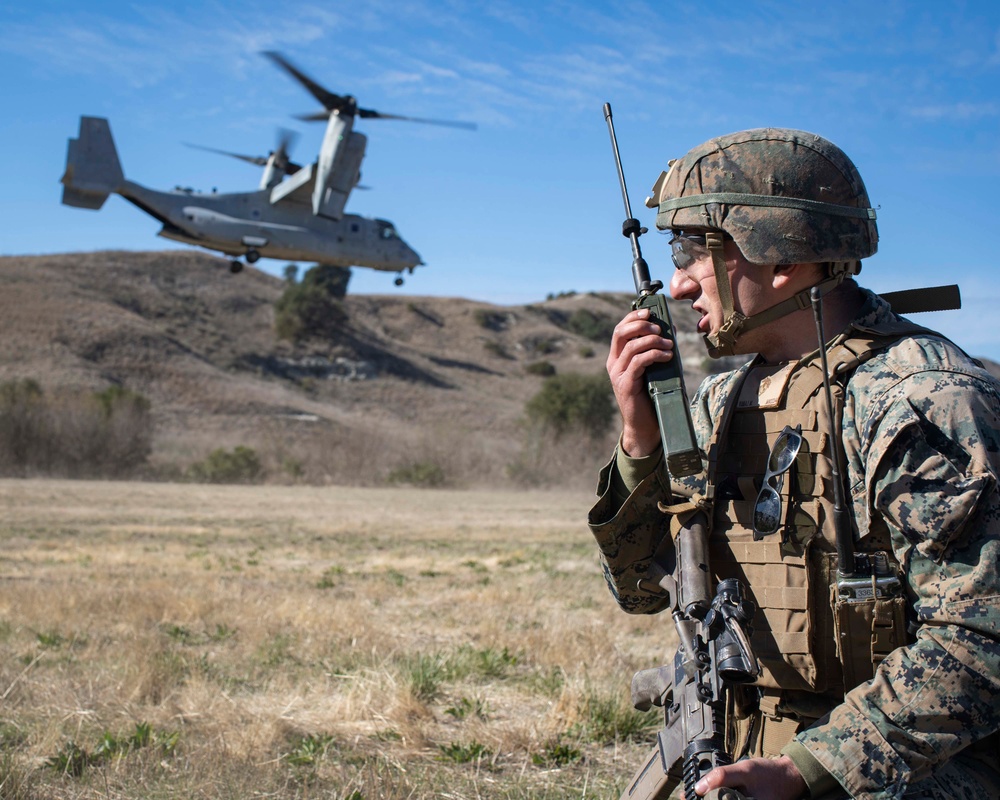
[589,129,1000,799]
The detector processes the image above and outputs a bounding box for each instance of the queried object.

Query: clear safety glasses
[668,230,730,270]
[668,231,710,270]
[752,425,803,540]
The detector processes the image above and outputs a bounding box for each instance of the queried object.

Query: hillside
[0,251,723,487]
[4,251,994,488]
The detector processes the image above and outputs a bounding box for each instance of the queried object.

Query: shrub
[472,308,508,331]
[524,361,556,377]
[86,386,153,472]
[524,373,615,439]
[0,380,152,478]
[483,340,512,359]
[0,379,45,469]
[565,309,617,342]
[385,461,446,488]
[531,337,558,355]
[187,446,263,484]
[274,265,350,341]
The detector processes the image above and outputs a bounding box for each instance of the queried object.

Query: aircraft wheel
[394,276,404,286]
[246,249,261,264]
[230,260,244,274]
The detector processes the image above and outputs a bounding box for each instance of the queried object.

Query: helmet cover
[647,128,878,265]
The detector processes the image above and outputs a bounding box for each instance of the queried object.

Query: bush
[483,340,513,359]
[0,379,44,469]
[531,337,558,355]
[472,309,508,331]
[86,386,153,471]
[274,265,351,341]
[0,380,152,478]
[565,309,617,342]
[524,361,556,377]
[524,373,614,439]
[386,461,446,488]
[187,446,263,484]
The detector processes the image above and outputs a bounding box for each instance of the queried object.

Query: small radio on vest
[810,288,908,687]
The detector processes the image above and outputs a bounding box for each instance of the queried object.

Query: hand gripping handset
[603,103,700,478]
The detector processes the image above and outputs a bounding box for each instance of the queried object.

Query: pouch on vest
[831,551,908,688]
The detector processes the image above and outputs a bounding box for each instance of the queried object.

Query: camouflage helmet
[645,127,878,265]
[644,128,878,357]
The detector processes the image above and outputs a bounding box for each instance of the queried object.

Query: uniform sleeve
[586,443,674,614]
[586,371,728,614]
[794,372,1000,799]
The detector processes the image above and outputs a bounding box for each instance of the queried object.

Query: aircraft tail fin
[61,117,125,209]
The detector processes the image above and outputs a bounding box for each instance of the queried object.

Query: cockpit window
[375,220,399,240]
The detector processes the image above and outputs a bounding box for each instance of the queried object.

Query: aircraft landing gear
[229,260,244,274]
[394,275,404,286]
[245,249,261,264]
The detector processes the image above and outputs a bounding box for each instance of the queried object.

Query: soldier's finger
[608,341,674,389]
[610,311,665,356]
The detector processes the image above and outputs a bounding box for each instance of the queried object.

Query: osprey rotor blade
[263,51,356,115]
[356,108,477,130]
[184,142,268,166]
[264,51,477,130]
[273,129,301,174]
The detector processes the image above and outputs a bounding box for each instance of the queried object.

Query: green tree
[274,265,351,341]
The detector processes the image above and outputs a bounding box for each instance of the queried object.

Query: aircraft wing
[269,162,316,206]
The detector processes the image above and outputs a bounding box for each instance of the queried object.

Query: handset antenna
[603,103,660,297]
[810,287,855,577]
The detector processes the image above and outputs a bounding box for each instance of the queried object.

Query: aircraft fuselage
[119,180,422,272]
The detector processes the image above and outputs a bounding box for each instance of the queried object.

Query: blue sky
[3,0,999,359]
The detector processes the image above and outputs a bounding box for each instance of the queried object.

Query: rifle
[603,103,759,800]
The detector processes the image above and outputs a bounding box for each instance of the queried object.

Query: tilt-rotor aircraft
[60,51,476,283]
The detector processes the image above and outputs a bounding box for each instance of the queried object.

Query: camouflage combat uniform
[589,288,1000,799]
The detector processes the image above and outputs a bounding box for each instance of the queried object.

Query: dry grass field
[0,478,676,799]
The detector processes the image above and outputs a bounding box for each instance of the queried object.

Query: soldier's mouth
[693,306,709,333]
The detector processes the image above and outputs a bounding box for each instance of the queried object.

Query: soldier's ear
[770,263,815,292]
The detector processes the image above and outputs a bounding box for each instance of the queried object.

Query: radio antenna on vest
[810,287,856,578]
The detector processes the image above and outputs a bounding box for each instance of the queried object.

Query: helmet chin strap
[704,232,744,358]
[704,232,858,358]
